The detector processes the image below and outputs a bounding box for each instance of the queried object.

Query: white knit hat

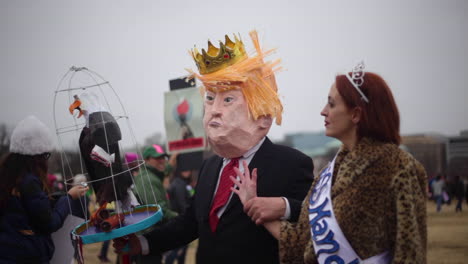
[9,115,54,155]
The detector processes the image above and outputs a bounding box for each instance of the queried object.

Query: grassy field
[80,201,468,264]
[427,201,468,264]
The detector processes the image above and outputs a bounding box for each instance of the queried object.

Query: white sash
[308,155,391,264]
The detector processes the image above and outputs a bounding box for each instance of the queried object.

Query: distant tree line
[0,123,11,158]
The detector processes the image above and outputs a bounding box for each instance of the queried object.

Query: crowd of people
[1,29,465,264]
[0,132,197,263]
[428,173,466,213]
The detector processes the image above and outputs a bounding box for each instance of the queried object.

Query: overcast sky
[1,0,467,148]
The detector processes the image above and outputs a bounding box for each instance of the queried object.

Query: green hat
[143,144,168,159]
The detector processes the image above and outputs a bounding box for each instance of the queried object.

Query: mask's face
[203,88,272,158]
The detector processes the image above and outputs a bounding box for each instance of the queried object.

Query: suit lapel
[198,156,224,218]
[248,138,274,197]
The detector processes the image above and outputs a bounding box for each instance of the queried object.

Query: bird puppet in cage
[68,92,138,218]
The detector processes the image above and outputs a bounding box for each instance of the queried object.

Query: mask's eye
[205,93,215,102]
[224,97,234,103]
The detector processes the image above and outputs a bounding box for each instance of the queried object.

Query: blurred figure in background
[164,168,195,264]
[97,241,111,263]
[453,175,465,212]
[47,173,58,191]
[48,173,66,197]
[432,174,446,212]
[125,152,141,177]
[132,145,178,264]
[465,178,468,204]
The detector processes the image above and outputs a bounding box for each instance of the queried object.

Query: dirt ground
[427,201,468,264]
[79,201,468,264]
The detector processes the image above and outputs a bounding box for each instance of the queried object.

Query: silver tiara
[345,61,369,103]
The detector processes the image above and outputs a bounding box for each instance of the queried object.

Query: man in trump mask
[114,30,314,264]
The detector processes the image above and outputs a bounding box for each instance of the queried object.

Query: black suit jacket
[145,138,313,264]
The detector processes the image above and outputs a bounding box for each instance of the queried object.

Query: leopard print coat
[279,138,427,264]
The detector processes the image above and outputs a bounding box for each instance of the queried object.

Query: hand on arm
[229,162,282,239]
[244,197,287,225]
[230,160,287,224]
[230,160,257,205]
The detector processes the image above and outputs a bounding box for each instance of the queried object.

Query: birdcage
[53,66,162,262]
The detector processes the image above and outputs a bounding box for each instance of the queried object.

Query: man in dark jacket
[114,31,313,264]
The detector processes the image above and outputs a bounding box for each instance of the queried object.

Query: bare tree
[143,132,165,149]
[48,150,84,181]
[0,123,11,156]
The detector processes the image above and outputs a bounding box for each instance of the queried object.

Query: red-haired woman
[0,116,88,263]
[233,63,427,264]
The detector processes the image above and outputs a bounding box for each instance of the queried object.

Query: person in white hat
[0,115,88,263]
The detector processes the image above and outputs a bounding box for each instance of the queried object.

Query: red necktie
[209,158,239,232]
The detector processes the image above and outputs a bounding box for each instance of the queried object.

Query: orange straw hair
[187,30,283,125]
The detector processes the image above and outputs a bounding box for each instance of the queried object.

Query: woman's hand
[168,152,179,168]
[67,184,89,200]
[230,160,258,206]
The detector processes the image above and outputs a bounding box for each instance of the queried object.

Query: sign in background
[164,78,205,155]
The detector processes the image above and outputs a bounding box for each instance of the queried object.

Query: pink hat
[125,152,139,163]
[47,174,57,187]
[143,144,168,159]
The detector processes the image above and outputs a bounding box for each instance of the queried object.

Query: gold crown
[192,34,247,75]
